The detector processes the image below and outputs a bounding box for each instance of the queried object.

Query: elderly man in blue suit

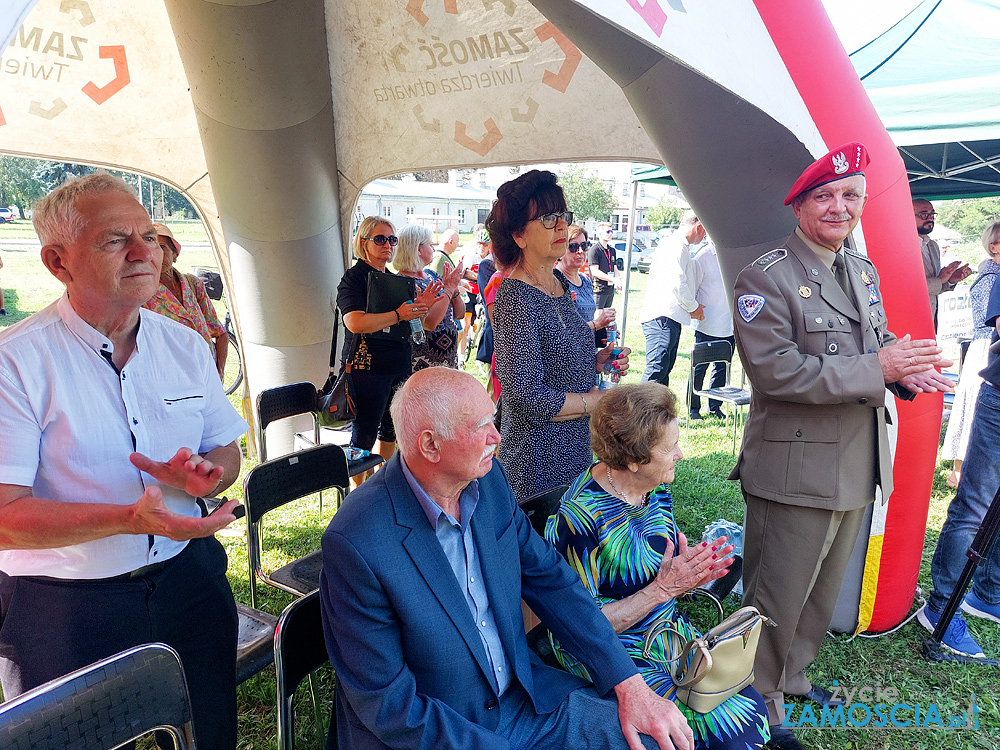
[320,367,692,750]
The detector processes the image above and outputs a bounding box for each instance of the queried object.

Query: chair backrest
[519,485,569,536]
[0,643,196,750]
[244,444,350,527]
[690,339,734,370]
[256,382,320,462]
[274,591,328,750]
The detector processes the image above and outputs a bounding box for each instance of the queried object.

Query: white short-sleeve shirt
[0,293,249,579]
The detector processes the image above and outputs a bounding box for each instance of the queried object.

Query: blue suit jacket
[319,454,637,750]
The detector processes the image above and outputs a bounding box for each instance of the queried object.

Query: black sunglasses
[568,241,590,252]
[532,211,573,229]
[364,234,398,247]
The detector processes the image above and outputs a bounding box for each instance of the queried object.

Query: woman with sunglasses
[336,216,442,482]
[488,171,630,503]
[555,225,616,337]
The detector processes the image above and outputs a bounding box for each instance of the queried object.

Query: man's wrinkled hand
[615,674,693,750]
[130,485,241,540]
[877,334,952,383]
[130,448,225,498]
[899,369,956,394]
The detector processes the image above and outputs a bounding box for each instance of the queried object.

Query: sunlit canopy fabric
[629,0,1000,199]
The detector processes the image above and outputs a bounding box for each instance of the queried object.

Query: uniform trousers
[741,494,867,725]
[0,536,238,750]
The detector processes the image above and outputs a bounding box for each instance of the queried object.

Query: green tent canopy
[633,0,1000,200]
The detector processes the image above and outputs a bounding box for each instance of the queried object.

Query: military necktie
[833,253,852,298]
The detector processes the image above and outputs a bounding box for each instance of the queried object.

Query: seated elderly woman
[545,383,770,750]
[143,223,228,380]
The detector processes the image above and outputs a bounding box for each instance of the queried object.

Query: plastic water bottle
[701,519,744,596]
[600,324,622,389]
[344,446,371,461]
[406,300,425,344]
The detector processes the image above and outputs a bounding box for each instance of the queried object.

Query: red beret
[784,142,870,205]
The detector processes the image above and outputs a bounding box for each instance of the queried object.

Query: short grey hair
[390,367,482,457]
[680,210,699,226]
[394,224,433,273]
[33,172,137,247]
[982,221,1000,252]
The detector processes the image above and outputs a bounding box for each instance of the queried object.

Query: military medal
[798,285,812,299]
[861,271,872,284]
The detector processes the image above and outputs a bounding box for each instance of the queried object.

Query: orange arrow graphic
[626,0,667,36]
[454,118,502,157]
[534,23,581,93]
[406,0,457,26]
[82,45,130,105]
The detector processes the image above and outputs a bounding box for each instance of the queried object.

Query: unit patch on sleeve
[737,294,766,322]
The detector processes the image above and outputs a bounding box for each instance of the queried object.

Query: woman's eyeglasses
[532,211,573,229]
[364,234,398,247]
[568,241,590,252]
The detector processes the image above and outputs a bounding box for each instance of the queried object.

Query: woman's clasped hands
[651,533,735,602]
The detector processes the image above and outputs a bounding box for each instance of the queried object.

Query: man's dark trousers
[0,536,238,750]
[640,316,682,385]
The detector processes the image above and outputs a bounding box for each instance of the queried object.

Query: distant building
[357,163,686,239]
[358,171,495,234]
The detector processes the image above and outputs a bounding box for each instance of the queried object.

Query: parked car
[612,241,653,272]
[0,207,15,223]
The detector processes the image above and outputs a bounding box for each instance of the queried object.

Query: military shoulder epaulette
[751,248,787,272]
[844,247,874,265]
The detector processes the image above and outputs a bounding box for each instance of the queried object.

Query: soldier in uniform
[730,142,954,750]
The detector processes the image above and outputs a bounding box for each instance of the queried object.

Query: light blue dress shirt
[400,456,513,695]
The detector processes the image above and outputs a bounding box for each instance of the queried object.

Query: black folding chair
[0,643,196,750]
[518,485,569,536]
[275,591,332,750]
[686,340,751,453]
[236,604,279,685]
[245,444,350,609]
[257,382,321,464]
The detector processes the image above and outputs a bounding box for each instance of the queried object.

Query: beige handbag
[643,599,775,714]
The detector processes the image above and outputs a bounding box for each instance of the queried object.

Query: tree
[645,197,685,231]
[558,165,617,223]
[33,161,93,192]
[936,198,1000,243]
[0,157,48,215]
[412,169,449,183]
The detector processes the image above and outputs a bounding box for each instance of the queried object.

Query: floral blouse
[143,272,226,360]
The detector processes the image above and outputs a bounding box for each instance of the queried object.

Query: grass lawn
[2,233,998,749]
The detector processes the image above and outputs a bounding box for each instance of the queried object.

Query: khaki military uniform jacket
[730,231,914,511]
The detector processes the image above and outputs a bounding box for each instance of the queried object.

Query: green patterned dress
[544,467,770,749]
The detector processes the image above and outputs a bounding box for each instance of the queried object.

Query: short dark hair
[590,383,678,470]
[485,170,566,270]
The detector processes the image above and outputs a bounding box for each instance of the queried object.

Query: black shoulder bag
[317,309,357,428]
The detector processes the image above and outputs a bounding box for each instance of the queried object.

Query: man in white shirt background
[638,211,706,386]
[0,174,248,750]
